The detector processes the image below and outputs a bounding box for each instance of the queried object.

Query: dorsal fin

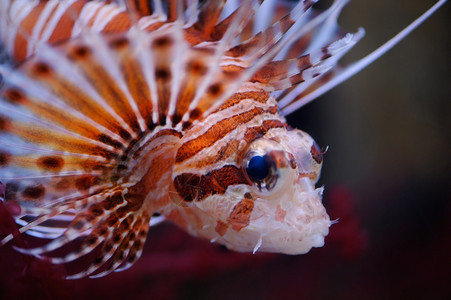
[226,0,316,59]
[250,30,363,91]
[278,0,448,115]
[192,0,226,36]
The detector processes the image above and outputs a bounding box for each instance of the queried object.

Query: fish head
[171,123,330,255]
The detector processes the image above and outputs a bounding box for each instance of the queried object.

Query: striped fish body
[0,0,443,278]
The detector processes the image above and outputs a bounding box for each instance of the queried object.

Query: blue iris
[246,155,269,181]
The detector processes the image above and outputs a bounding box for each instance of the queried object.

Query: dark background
[1,0,450,299]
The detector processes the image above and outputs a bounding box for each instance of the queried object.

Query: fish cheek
[226,196,255,232]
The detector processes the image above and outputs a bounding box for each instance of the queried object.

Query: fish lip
[298,176,317,193]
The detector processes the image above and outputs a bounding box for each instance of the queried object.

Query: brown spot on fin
[37,156,65,172]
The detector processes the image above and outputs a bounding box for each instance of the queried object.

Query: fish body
[0,0,444,278]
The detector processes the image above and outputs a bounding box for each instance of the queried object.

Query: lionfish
[0,0,445,279]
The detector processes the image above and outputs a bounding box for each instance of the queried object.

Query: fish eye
[246,155,270,181]
[243,151,278,192]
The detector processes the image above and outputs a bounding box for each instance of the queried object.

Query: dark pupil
[246,156,269,181]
